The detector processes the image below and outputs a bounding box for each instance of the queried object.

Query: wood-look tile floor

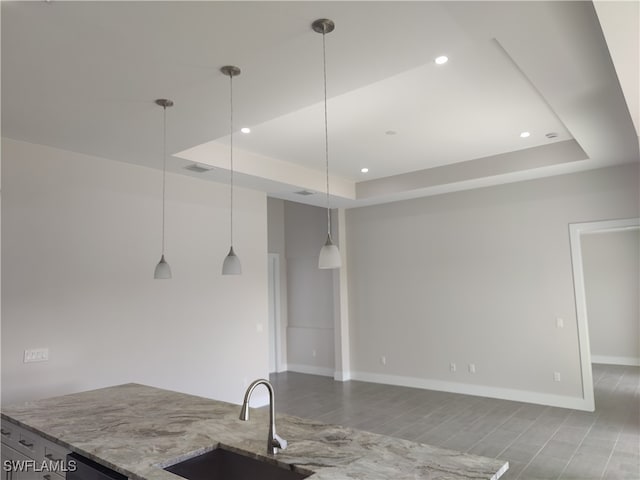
[270,364,639,479]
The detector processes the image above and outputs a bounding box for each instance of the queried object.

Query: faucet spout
[239,379,287,455]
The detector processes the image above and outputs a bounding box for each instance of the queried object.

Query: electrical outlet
[554,372,561,382]
[24,348,49,363]
[312,349,317,357]
[556,317,564,328]
[450,362,457,372]
[468,363,476,374]
[381,356,387,366]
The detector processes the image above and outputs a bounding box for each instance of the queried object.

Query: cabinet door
[13,431,38,460]
[1,443,38,480]
[40,473,65,480]
[1,421,40,461]
[1,423,17,450]
[41,440,69,479]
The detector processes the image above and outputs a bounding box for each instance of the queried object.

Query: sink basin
[164,448,311,480]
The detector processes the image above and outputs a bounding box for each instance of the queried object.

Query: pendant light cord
[161,104,167,255]
[322,28,331,238]
[229,73,235,247]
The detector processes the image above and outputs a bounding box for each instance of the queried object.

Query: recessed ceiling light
[361,168,369,173]
[435,56,448,65]
[240,127,251,134]
[385,130,397,136]
[520,131,531,138]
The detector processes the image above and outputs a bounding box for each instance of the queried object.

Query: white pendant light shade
[154,98,173,280]
[154,254,172,279]
[222,246,242,275]
[319,234,341,269]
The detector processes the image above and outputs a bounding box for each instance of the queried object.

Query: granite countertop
[1,383,508,480]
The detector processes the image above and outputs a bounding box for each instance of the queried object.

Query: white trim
[333,208,351,382]
[334,371,352,382]
[287,364,334,377]
[350,371,593,411]
[268,254,286,373]
[568,217,640,413]
[592,355,640,366]
[580,222,640,236]
[569,224,596,411]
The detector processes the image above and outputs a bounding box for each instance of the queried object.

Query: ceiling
[2,1,638,208]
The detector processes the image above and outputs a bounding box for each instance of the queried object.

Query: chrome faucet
[239,379,287,455]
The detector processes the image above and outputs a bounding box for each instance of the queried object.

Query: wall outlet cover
[24,348,49,363]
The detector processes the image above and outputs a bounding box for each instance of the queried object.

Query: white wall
[346,163,639,410]
[1,138,269,406]
[284,201,335,376]
[582,229,640,365]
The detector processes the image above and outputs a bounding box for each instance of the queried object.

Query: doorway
[569,217,640,411]
[582,227,639,365]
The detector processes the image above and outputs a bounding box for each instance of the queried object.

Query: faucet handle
[273,433,288,451]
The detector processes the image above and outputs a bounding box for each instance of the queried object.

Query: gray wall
[284,201,335,375]
[2,138,269,405]
[582,229,640,365]
[346,163,639,409]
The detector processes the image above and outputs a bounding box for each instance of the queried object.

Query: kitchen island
[1,383,508,480]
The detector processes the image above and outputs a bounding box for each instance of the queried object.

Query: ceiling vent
[294,190,315,196]
[184,163,213,173]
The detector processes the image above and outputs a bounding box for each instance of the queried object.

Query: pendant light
[154,98,173,279]
[313,19,341,269]
[221,65,242,275]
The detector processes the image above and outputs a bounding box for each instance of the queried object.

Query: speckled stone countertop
[1,384,508,480]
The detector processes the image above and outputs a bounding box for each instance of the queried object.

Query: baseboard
[350,371,594,412]
[334,371,352,382]
[272,363,289,374]
[592,355,640,366]
[287,364,334,377]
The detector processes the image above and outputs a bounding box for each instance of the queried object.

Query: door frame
[569,217,639,411]
[268,253,284,373]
